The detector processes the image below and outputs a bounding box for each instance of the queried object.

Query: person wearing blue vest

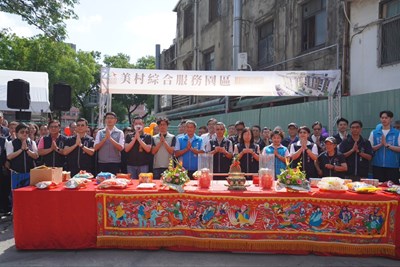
[174,120,204,178]
[369,110,400,183]
[263,130,289,178]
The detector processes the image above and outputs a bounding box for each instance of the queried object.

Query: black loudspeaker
[53,83,72,111]
[7,79,30,109]
[15,111,32,121]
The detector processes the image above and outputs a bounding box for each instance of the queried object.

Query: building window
[258,21,274,66]
[204,51,215,70]
[184,4,194,38]
[209,0,221,22]
[302,0,327,51]
[380,0,400,65]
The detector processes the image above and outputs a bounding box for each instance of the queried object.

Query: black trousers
[372,166,399,183]
[0,168,11,212]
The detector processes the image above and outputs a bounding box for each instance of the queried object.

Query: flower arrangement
[161,158,190,192]
[276,158,310,192]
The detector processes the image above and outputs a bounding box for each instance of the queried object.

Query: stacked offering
[226,158,247,190]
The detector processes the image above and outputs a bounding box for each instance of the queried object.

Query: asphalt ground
[1,215,399,267]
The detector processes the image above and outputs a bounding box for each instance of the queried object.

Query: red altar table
[13,180,400,259]
[13,183,97,249]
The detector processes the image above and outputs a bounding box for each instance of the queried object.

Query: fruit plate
[349,189,380,194]
[383,188,400,195]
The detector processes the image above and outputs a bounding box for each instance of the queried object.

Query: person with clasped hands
[289,126,318,178]
[234,127,260,179]
[152,117,176,179]
[339,120,373,180]
[94,112,124,174]
[6,123,38,183]
[263,130,289,178]
[124,116,152,179]
[63,118,95,176]
[37,120,67,168]
[175,120,204,178]
[315,137,348,178]
[369,110,400,183]
[205,122,233,177]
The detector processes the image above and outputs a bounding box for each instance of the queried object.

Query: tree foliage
[135,56,156,69]
[0,0,79,41]
[104,54,155,123]
[0,30,98,122]
[0,30,155,126]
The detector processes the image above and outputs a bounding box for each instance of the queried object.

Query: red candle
[252,175,259,186]
[199,175,211,189]
[260,174,273,189]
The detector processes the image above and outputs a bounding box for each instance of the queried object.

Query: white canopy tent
[0,69,50,113]
[99,67,341,131]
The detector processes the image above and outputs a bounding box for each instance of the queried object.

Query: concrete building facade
[159,0,345,119]
[349,0,400,95]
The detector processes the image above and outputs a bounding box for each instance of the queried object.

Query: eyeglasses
[76,124,86,127]
[49,125,59,129]
[299,131,308,134]
[236,128,244,131]
[19,130,29,134]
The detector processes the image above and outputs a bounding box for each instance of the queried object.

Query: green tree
[0,0,79,41]
[134,56,156,69]
[0,31,98,122]
[103,54,155,123]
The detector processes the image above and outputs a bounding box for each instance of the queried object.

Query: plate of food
[35,181,57,189]
[383,186,400,195]
[137,182,156,189]
[347,182,380,194]
[353,187,380,194]
[317,177,348,191]
[73,170,94,179]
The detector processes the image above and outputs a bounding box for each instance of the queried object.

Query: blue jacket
[264,145,288,177]
[178,134,203,171]
[371,126,399,168]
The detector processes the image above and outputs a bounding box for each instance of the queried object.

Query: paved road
[1,216,399,267]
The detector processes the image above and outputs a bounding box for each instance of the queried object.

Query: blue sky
[0,0,178,63]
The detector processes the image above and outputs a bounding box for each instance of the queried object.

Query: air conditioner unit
[160,95,172,108]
